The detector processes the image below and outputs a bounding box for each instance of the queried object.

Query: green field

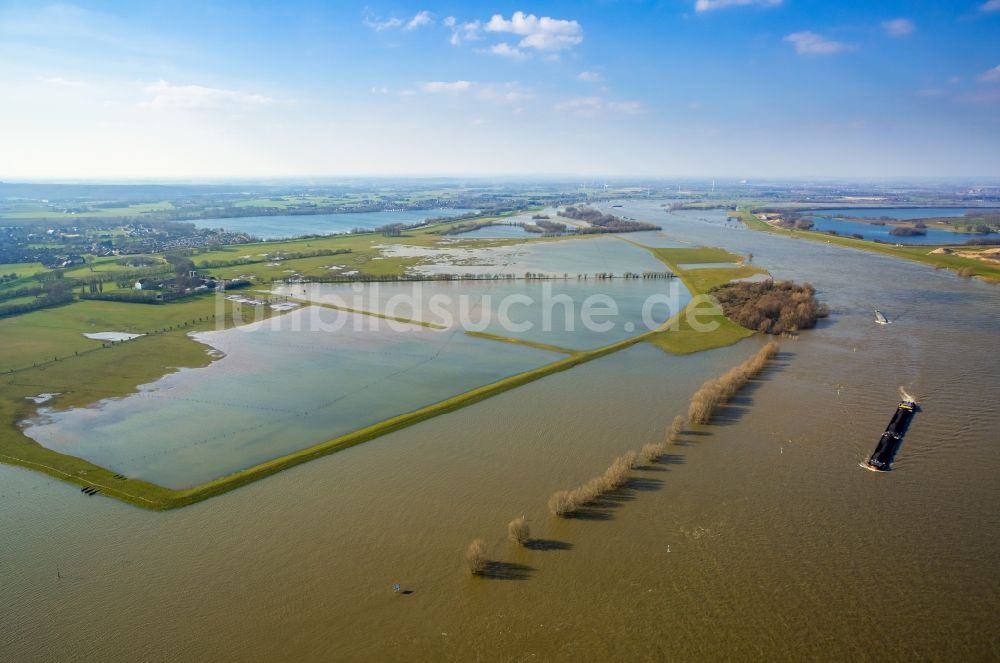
[651,246,739,264]
[0,201,175,220]
[0,296,256,371]
[636,245,763,354]
[646,298,753,354]
[0,261,49,278]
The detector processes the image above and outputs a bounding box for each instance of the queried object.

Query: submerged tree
[465,539,489,575]
[507,517,530,546]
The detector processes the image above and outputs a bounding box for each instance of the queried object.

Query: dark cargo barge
[866,400,916,472]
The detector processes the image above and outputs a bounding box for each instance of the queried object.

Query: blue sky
[1,1,998,179]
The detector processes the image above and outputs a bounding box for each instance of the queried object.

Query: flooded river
[2,201,998,660]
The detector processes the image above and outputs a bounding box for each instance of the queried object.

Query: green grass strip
[464,330,579,355]
[289,297,447,329]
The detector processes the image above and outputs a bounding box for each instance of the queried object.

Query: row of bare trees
[688,342,779,424]
[465,344,778,576]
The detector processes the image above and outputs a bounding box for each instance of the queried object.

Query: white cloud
[405,10,432,31]
[445,17,481,45]
[784,31,856,55]
[487,42,529,60]
[980,0,1000,12]
[363,10,431,32]
[554,96,644,117]
[979,65,1000,83]
[370,86,389,95]
[577,71,604,82]
[363,13,402,31]
[484,11,582,51]
[694,0,782,12]
[420,80,474,93]
[881,18,915,37]
[141,80,274,110]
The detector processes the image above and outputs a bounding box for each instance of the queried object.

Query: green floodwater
[3,202,998,661]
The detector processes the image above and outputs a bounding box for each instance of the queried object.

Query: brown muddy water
[2,203,998,661]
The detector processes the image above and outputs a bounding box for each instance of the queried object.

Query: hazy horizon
[3,175,1000,186]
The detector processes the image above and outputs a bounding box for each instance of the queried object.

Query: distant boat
[874,308,889,325]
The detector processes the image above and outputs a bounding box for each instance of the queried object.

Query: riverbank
[734,209,1000,282]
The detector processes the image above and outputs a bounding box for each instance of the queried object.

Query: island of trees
[558,206,661,233]
[523,219,568,234]
[712,279,829,335]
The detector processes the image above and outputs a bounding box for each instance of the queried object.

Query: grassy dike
[1,234,764,510]
[733,209,1000,282]
[626,242,763,355]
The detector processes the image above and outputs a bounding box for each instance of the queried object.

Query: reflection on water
[808,216,990,245]
[2,199,998,661]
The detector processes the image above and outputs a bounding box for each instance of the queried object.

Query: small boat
[865,399,916,472]
[874,308,889,325]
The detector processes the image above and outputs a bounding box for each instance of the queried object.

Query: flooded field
[450,207,564,238]
[276,278,688,351]
[379,234,666,276]
[3,200,998,661]
[20,308,562,487]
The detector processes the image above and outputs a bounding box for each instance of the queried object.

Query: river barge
[866,399,916,471]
